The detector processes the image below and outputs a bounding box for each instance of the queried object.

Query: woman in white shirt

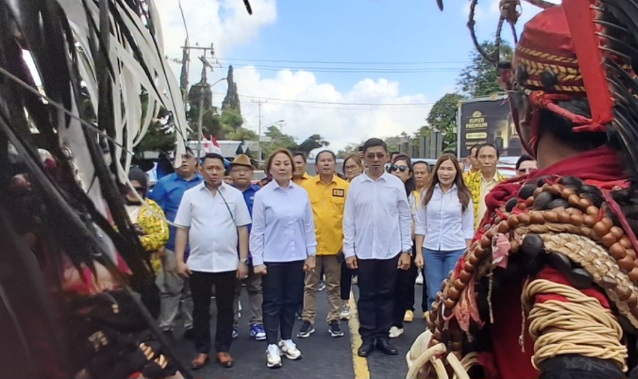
[414,153,474,311]
[250,148,317,369]
[388,154,419,338]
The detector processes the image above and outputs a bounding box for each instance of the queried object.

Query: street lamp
[197,77,227,158]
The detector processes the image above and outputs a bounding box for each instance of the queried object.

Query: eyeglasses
[388,164,409,173]
[365,153,386,160]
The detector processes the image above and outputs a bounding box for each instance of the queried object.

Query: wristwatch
[240,258,250,265]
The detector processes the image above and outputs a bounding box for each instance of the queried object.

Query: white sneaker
[266,344,282,368]
[278,339,302,360]
[339,303,351,320]
[389,326,404,339]
[415,272,424,285]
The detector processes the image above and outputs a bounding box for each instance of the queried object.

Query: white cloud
[232,68,432,151]
[153,0,432,152]
[155,0,277,56]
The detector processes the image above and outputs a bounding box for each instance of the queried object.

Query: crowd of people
[122,135,538,371]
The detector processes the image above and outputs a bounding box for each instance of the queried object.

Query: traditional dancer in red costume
[407,1,638,378]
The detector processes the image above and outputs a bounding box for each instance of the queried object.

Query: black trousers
[190,270,237,354]
[340,261,358,300]
[262,260,305,345]
[357,254,399,342]
[392,252,418,328]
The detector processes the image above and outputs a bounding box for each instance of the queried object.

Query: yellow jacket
[302,175,349,255]
[464,170,506,229]
[136,199,169,273]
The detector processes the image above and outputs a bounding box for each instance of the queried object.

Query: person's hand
[132,223,146,236]
[304,256,316,272]
[237,261,249,279]
[414,254,424,269]
[398,253,411,271]
[254,264,267,275]
[176,261,191,278]
[346,256,358,270]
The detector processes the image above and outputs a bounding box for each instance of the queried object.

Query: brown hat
[229,154,255,169]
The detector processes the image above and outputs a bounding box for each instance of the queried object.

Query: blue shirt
[234,184,260,260]
[234,184,261,220]
[149,172,203,252]
[249,180,317,266]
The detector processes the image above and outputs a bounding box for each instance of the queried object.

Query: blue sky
[156,0,544,152]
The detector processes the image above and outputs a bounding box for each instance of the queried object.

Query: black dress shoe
[376,338,398,355]
[357,340,375,357]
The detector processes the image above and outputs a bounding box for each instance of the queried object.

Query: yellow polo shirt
[302,175,349,255]
[293,172,313,185]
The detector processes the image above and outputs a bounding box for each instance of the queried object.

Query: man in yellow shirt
[298,150,349,339]
[292,151,313,185]
[462,145,481,183]
[465,143,505,229]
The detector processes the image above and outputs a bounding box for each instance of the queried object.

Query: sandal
[190,353,209,370]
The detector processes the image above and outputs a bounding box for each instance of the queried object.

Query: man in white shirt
[174,153,251,370]
[343,138,413,357]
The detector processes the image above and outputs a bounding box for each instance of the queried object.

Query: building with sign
[456,95,522,158]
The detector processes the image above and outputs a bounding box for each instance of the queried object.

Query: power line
[216,57,471,65]
[230,66,462,74]
[216,93,433,107]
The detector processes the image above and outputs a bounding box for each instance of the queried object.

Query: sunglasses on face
[388,164,409,173]
[517,168,537,175]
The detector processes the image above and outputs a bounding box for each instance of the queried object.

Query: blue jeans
[423,248,465,310]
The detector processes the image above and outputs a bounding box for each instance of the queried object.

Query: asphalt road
[167,282,428,379]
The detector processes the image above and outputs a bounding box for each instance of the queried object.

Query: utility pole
[252,99,267,160]
[179,43,220,158]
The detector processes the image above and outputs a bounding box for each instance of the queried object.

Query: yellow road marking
[348,294,370,379]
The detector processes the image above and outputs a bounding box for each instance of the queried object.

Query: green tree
[221,66,241,113]
[226,126,257,141]
[297,134,329,154]
[261,125,298,157]
[427,93,466,150]
[457,41,513,98]
[337,142,362,158]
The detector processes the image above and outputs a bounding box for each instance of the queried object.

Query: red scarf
[480,146,628,230]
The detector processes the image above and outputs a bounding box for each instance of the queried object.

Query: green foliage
[134,120,175,153]
[337,142,363,158]
[261,125,298,158]
[457,41,513,98]
[427,93,466,150]
[226,126,257,141]
[222,66,241,113]
[297,134,329,154]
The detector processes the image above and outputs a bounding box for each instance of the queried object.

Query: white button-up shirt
[415,184,474,251]
[249,180,317,266]
[174,182,251,273]
[343,171,412,260]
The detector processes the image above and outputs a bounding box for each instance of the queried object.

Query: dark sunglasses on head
[388,164,409,173]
